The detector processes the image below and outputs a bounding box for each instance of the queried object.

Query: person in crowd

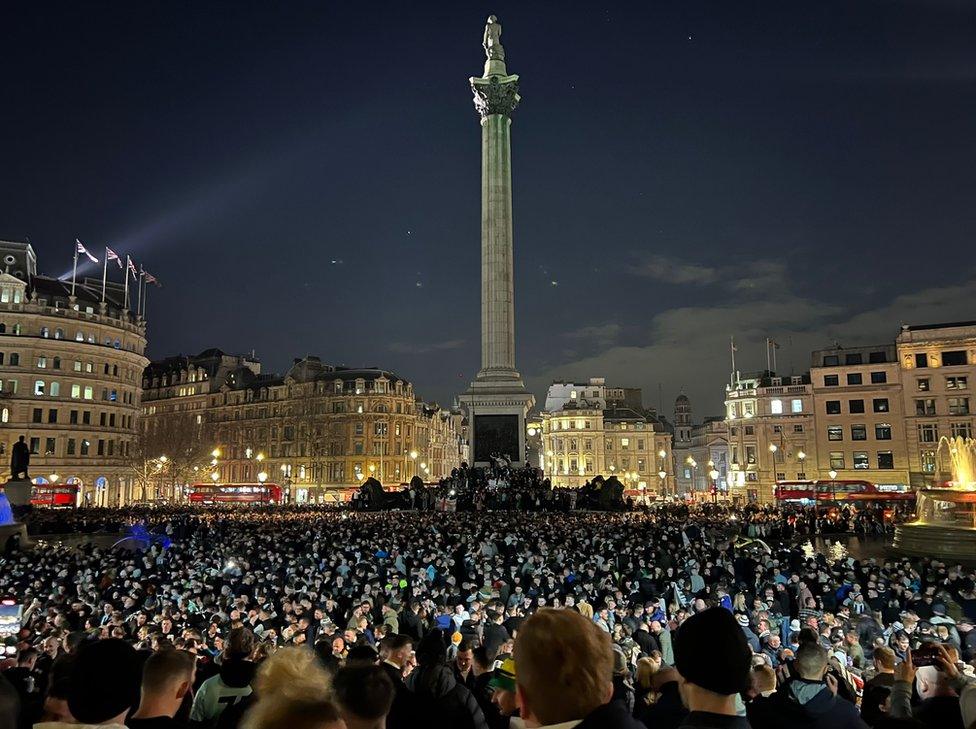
[487,658,520,729]
[888,646,966,729]
[455,639,477,691]
[611,647,636,714]
[191,628,257,727]
[239,647,342,729]
[864,647,896,692]
[0,673,21,729]
[672,607,752,729]
[748,642,866,729]
[634,666,687,729]
[332,663,395,729]
[36,639,142,729]
[128,649,196,729]
[404,629,487,729]
[513,608,644,728]
[378,633,415,729]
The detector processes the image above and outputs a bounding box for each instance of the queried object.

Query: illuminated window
[791,399,803,413]
[851,424,867,441]
[853,452,869,470]
[770,399,783,415]
[827,426,843,441]
[33,380,45,395]
[829,451,845,469]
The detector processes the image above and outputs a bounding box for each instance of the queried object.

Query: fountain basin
[894,488,976,561]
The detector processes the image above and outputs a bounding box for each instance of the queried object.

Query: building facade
[810,344,910,491]
[0,241,148,506]
[540,388,675,497]
[725,372,816,503]
[896,322,976,487]
[142,352,465,502]
[688,417,731,498]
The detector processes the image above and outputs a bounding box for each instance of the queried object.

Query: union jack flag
[75,239,98,264]
[105,247,122,269]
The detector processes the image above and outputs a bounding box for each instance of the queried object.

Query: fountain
[894,436,976,560]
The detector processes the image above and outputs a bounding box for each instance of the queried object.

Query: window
[82,411,91,425]
[875,423,892,440]
[829,451,845,469]
[851,424,867,441]
[355,422,364,435]
[824,375,839,387]
[33,380,45,395]
[918,423,939,443]
[744,425,755,435]
[826,401,841,415]
[870,371,887,384]
[37,356,47,368]
[80,439,90,456]
[71,384,80,399]
[853,452,869,470]
[845,353,863,365]
[947,376,969,390]
[621,438,630,448]
[823,355,839,366]
[773,425,782,433]
[83,386,93,400]
[52,357,60,370]
[793,424,804,433]
[66,438,76,455]
[951,422,973,438]
[45,438,55,456]
[791,399,803,413]
[97,440,105,456]
[32,408,42,423]
[50,382,59,397]
[849,399,865,413]
[770,399,783,414]
[827,426,843,441]
[948,397,970,415]
[47,408,57,423]
[74,360,82,372]
[0,408,7,423]
[871,398,888,413]
[869,351,887,364]
[915,353,929,368]
[40,327,49,338]
[29,437,40,455]
[877,451,894,469]
[916,398,936,416]
[942,350,967,366]
[921,450,936,473]
[746,446,757,464]
[847,373,862,385]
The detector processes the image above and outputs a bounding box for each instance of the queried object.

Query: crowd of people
[2,499,975,729]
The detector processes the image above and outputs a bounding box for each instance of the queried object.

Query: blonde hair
[636,656,660,691]
[752,664,776,694]
[241,647,341,729]
[514,608,612,725]
[577,602,594,620]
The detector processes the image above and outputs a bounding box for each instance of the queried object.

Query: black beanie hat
[67,639,141,723]
[673,608,752,696]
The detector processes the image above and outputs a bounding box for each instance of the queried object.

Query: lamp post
[829,468,838,503]
[658,470,667,501]
[686,457,697,498]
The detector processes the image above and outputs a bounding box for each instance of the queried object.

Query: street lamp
[256,453,265,462]
[211,448,221,458]
[257,471,268,484]
[828,468,838,503]
[658,470,667,499]
[709,468,720,503]
[50,473,59,483]
[210,472,219,483]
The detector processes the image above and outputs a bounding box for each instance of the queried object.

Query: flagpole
[71,245,78,297]
[136,268,144,319]
[730,336,737,388]
[765,338,771,373]
[143,281,150,320]
[101,248,108,303]
[123,255,130,310]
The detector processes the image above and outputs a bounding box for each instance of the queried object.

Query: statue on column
[483,15,505,61]
[10,435,29,480]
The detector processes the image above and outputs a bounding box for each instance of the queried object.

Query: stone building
[0,241,148,506]
[688,417,731,498]
[725,371,816,503]
[896,322,976,486]
[539,389,675,497]
[142,352,464,502]
[810,344,910,491]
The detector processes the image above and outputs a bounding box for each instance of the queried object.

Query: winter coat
[405,663,488,729]
[748,678,867,729]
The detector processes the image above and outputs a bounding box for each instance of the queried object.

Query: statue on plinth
[10,435,29,481]
[483,15,505,61]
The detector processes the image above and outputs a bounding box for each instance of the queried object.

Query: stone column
[460,16,535,466]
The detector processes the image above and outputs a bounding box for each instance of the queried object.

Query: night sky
[3,1,975,417]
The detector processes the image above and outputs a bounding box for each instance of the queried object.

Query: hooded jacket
[748,678,866,729]
[405,663,488,729]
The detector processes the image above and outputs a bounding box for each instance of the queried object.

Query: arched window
[55,328,64,339]
[53,357,61,370]
[75,331,84,341]
[0,408,6,423]
[34,380,45,395]
[10,353,19,366]
[0,323,5,333]
[50,382,60,397]
[40,327,49,338]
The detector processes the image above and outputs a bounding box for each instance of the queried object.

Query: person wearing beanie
[673,607,752,728]
[748,642,866,729]
[487,658,522,728]
[36,639,142,729]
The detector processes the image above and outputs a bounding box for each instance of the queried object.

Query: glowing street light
[257,472,268,484]
[210,472,219,482]
[797,450,807,461]
[50,473,59,483]
[256,453,265,462]
[829,469,838,480]
[658,449,667,459]
[159,455,168,463]
[768,443,778,453]
[211,448,221,458]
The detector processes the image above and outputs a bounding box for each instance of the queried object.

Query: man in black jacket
[748,642,867,729]
[378,634,416,729]
[673,607,753,729]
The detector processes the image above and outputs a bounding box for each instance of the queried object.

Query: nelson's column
[459,15,535,466]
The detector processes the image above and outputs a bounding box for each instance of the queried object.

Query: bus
[774,479,915,506]
[30,483,80,508]
[188,483,283,505]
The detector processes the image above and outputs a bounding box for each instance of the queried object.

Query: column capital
[471,74,520,119]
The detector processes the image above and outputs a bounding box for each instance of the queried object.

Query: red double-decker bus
[30,483,80,508]
[188,483,283,505]
[774,479,914,505]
